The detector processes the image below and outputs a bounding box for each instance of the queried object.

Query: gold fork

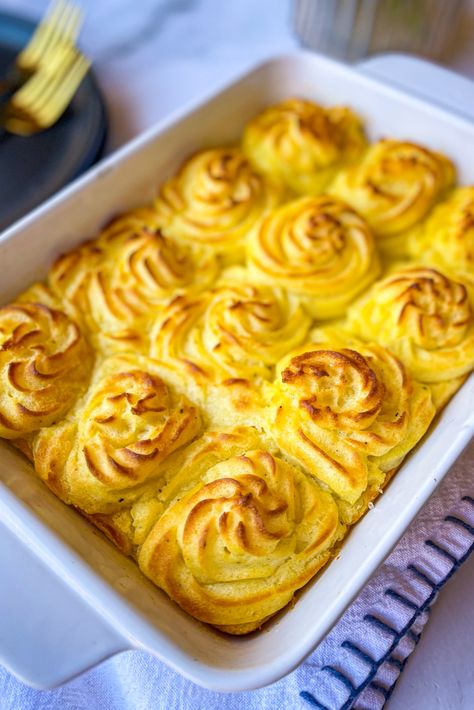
[0,0,83,97]
[1,45,90,136]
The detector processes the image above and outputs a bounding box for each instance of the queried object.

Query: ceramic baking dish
[0,51,473,693]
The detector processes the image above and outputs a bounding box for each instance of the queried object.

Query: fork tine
[12,44,77,109]
[27,26,79,82]
[36,55,90,126]
[59,4,83,44]
[9,47,90,131]
[17,0,66,69]
[44,3,83,53]
[23,3,83,70]
[17,0,83,73]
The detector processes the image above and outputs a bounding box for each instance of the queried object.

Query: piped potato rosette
[149,272,311,422]
[48,206,164,316]
[139,443,343,634]
[247,195,380,318]
[346,267,474,405]
[48,217,217,353]
[97,426,263,555]
[0,302,92,438]
[330,140,455,257]
[409,186,474,282]
[33,354,201,514]
[243,98,366,195]
[270,330,434,521]
[83,230,216,352]
[154,148,282,262]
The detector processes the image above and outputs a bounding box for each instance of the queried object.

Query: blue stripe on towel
[386,656,404,670]
[444,515,474,536]
[321,666,356,693]
[363,615,399,637]
[424,539,458,563]
[384,589,419,611]
[300,536,474,710]
[341,641,377,669]
[299,691,329,709]
[407,564,436,589]
[407,628,422,644]
[340,541,474,710]
[369,681,390,699]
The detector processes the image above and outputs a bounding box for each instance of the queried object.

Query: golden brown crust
[32,354,201,514]
[0,302,92,438]
[48,209,217,354]
[247,195,380,318]
[409,186,474,283]
[149,271,310,425]
[82,511,136,557]
[330,139,455,258]
[243,98,366,195]
[347,266,474,387]
[154,148,282,263]
[139,446,344,629]
[270,328,435,514]
[10,436,34,462]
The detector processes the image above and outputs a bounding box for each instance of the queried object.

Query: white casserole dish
[0,51,473,693]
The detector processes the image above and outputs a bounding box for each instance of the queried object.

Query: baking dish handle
[358,53,474,122]
[0,517,129,689]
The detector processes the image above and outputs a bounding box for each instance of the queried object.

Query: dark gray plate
[0,11,107,232]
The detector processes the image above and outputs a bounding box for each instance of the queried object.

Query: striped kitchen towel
[1,441,473,710]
